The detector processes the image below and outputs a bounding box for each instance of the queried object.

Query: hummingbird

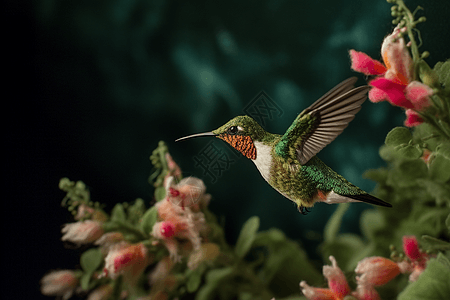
[176,77,392,214]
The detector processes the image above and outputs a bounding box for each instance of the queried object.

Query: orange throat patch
[218,134,257,159]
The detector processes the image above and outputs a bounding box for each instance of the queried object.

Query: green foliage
[235,216,260,259]
[398,255,450,300]
[140,206,158,235]
[385,127,413,147]
[79,248,103,290]
[434,60,450,93]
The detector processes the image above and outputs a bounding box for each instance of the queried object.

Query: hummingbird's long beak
[175,132,217,142]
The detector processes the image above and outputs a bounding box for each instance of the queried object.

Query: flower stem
[397,0,421,71]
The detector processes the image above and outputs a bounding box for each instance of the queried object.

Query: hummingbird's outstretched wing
[276,77,370,165]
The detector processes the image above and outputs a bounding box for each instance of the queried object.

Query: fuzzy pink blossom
[405,81,433,111]
[159,221,176,238]
[403,236,422,260]
[165,176,207,209]
[87,284,113,300]
[352,284,381,300]
[323,256,351,298]
[350,50,387,75]
[404,109,424,127]
[152,199,206,262]
[300,256,351,300]
[104,242,150,282]
[61,220,104,245]
[41,270,79,300]
[349,26,433,122]
[400,235,431,281]
[355,256,400,286]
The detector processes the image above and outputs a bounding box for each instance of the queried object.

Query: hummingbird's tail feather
[344,193,392,207]
[320,191,392,207]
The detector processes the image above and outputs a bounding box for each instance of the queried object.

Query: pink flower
[104,242,150,282]
[400,235,430,281]
[159,221,176,238]
[299,282,336,300]
[403,236,422,260]
[95,232,124,254]
[404,109,424,127]
[61,220,104,245]
[323,256,351,298]
[165,176,207,209]
[349,26,433,120]
[152,191,208,262]
[41,270,79,300]
[352,284,381,300]
[149,256,174,286]
[355,256,400,286]
[75,204,108,222]
[300,256,351,300]
[87,284,113,300]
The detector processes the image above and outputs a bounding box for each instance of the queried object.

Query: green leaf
[417,179,450,205]
[396,144,422,160]
[235,216,260,259]
[155,186,166,201]
[205,267,234,285]
[195,267,234,300]
[324,203,349,242]
[140,206,158,234]
[363,168,389,183]
[360,209,386,240]
[398,257,450,300]
[413,123,441,151]
[385,127,412,147]
[186,268,203,293]
[436,141,450,160]
[80,272,91,291]
[436,252,450,269]
[388,160,428,188]
[421,235,450,251]
[434,59,450,90]
[111,203,126,222]
[417,59,440,88]
[80,248,103,273]
[429,153,450,183]
[127,198,146,224]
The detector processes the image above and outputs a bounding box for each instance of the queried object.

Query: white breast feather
[252,141,273,182]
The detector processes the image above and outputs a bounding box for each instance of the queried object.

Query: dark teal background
[7,0,449,299]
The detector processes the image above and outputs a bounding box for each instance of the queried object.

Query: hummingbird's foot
[298,205,311,215]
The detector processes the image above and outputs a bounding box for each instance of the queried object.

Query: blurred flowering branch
[41,141,323,300]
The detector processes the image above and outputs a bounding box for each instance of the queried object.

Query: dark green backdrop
[7,0,449,299]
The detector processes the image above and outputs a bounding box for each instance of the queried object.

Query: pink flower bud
[61,220,104,245]
[104,243,149,281]
[352,284,381,300]
[404,109,424,127]
[355,256,400,286]
[405,81,433,111]
[87,284,113,300]
[160,221,175,238]
[300,281,336,300]
[41,270,78,299]
[403,236,421,260]
[323,256,351,298]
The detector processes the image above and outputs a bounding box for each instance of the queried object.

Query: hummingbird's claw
[298,205,311,215]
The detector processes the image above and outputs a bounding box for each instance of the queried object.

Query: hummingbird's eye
[228,126,239,135]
